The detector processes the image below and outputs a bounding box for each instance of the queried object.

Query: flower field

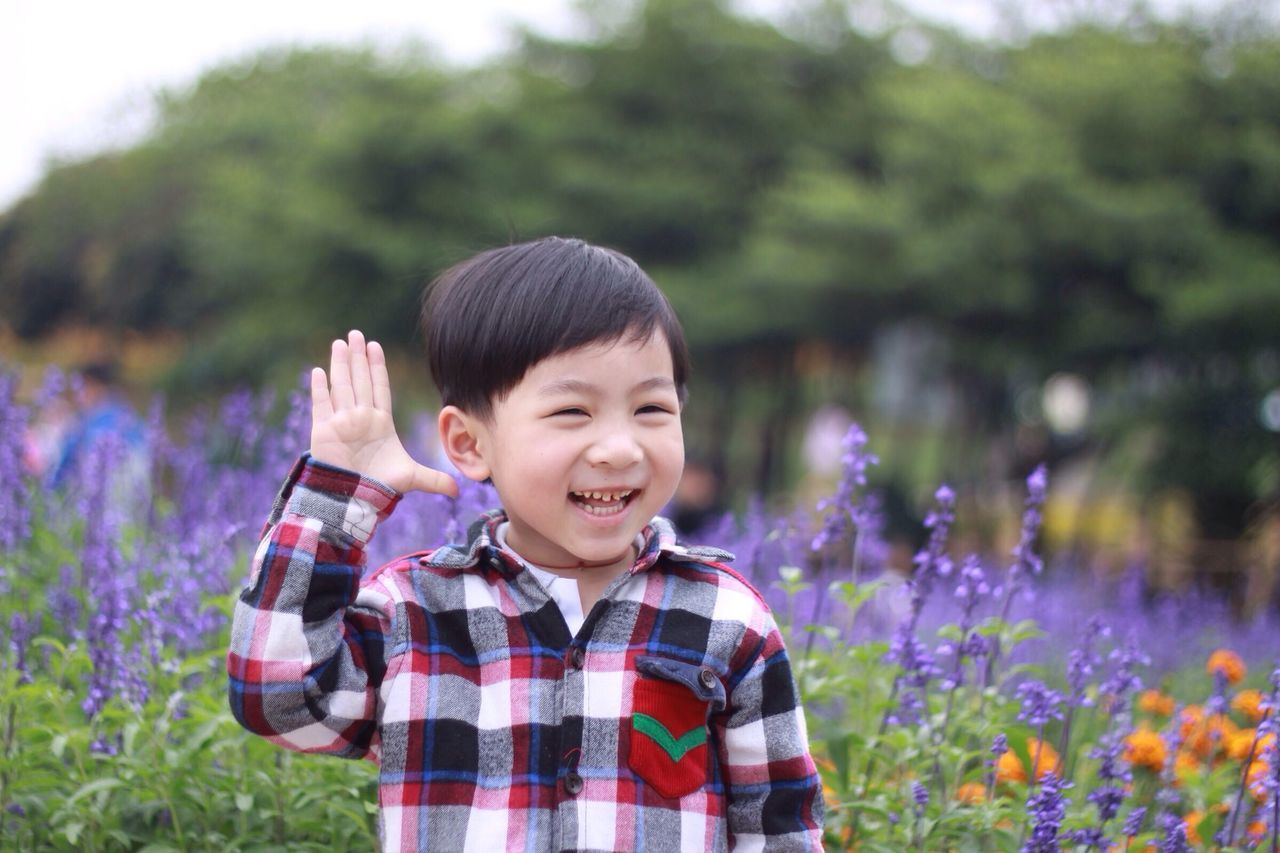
[1,370,1278,851]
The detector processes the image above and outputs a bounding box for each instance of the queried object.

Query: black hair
[421,237,690,420]
[79,360,119,387]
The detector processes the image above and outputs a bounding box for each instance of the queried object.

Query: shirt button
[699,667,717,689]
[564,772,584,796]
[571,647,586,670]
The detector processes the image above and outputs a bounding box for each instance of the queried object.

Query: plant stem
[1223,710,1269,848]
[0,700,14,819]
[274,751,287,843]
[1016,724,1047,850]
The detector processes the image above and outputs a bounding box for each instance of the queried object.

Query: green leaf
[1009,619,1045,643]
[66,777,125,805]
[235,792,254,812]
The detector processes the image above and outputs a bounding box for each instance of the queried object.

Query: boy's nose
[586,427,643,468]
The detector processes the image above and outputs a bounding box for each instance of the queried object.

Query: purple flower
[936,556,992,693]
[33,364,65,410]
[1122,807,1147,837]
[886,624,942,690]
[0,372,33,552]
[1022,772,1070,852]
[1099,632,1150,706]
[811,424,878,554]
[911,780,929,810]
[1067,827,1108,849]
[1016,680,1066,728]
[1010,465,1047,584]
[6,612,34,685]
[1156,812,1191,852]
[1085,731,1131,826]
[1067,617,1109,708]
[887,687,926,727]
[992,733,1009,758]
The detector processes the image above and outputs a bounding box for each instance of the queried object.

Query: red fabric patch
[628,675,709,799]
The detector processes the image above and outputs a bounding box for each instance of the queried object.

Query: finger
[310,367,333,424]
[348,329,374,408]
[410,464,459,498]
[329,338,355,410]
[367,340,394,412]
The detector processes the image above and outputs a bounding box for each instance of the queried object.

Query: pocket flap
[635,655,726,711]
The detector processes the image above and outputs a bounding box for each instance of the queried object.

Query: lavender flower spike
[811,423,878,554]
[1122,807,1147,838]
[1022,772,1070,852]
[1016,680,1066,728]
[1010,464,1048,584]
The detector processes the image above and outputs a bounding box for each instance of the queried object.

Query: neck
[536,547,635,573]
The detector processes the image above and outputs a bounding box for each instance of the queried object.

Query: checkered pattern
[228,456,824,851]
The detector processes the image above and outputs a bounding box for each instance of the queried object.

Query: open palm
[310,330,458,497]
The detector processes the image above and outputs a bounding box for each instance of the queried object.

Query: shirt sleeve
[717,605,825,851]
[226,454,400,761]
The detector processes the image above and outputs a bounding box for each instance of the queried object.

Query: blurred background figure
[49,361,145,487]
[670,456,727,539]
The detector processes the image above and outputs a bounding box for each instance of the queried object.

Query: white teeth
[582,502,625,516]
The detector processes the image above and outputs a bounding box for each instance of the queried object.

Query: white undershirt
[495,523,585,635]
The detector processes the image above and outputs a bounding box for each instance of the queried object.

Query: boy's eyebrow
[537,377,676,397]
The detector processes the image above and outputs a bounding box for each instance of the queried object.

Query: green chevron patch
[632,712,707,763]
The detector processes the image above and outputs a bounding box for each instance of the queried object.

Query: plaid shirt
[228,456,824,851]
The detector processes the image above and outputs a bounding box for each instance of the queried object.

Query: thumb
[409,463,459,498]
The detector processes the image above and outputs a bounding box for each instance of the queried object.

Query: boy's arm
[227,330,457,757]
[226,454,399,758]
[718,608,825,851]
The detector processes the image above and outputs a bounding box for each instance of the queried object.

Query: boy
[228,237,825,851]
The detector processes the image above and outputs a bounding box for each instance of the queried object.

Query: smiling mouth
[570,489,636,516]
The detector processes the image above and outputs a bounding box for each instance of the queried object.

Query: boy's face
[462,331,685,569]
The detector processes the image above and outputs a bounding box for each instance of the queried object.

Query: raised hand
[310,330,458,497]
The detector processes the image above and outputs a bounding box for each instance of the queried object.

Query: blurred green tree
[2,0,1278,542]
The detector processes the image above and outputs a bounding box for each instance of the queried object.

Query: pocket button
[564,772,584,796]
[698,667,717,689]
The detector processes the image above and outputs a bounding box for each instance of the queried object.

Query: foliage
[2,0,1279,524]
[3,371,1280,849]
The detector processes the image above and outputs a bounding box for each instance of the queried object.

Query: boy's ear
[438,405,492,482]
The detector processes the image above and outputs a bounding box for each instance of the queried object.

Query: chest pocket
[628,656,726,799]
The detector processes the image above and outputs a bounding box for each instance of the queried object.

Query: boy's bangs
[422,237,689,419]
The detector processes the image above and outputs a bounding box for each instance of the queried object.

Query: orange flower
[1247,820,1267,840]
[995,739,1060,784]
[1026,737,1061,780]
[1183,810,1203,846]
[1137,689,1176,717]
[996,750,1026,784]
[1207,649,1246,684]
[1226,729,1276,763]
[1232,688,1266,723]
[1178,705,1204,740]
[955,782,986,804]
[1186,713,1238,759]
[1124,728,1168,771]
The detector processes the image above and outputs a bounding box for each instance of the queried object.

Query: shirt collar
[418,509,733,574]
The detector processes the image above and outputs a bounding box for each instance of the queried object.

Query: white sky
[0,0,1243,210]
[1,0,581,209]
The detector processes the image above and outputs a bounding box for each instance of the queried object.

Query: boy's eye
[553,407,588,417]
[637,405,674,415]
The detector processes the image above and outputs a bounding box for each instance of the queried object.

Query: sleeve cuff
[285,454,401,544]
